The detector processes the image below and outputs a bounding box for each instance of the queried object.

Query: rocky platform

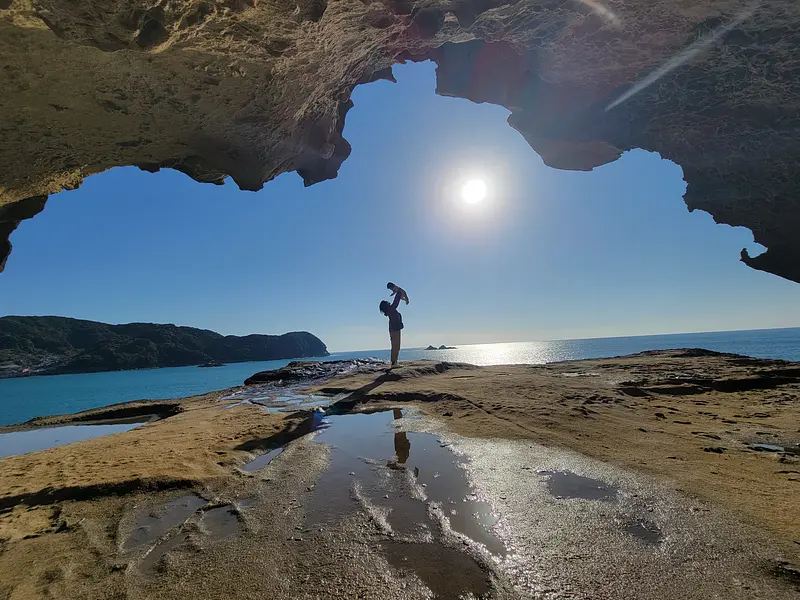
[0,350,798,598]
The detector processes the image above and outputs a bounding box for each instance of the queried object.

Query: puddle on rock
[749,443,785,452]
[201,505,242,539]
[220,360,387,412]
[308,410,505,556]
[123,494,208,551]
[131,498,243,574]
[622,519,663,544]
[265,395,333,411]
[139,531,191,575]
[242,447,284,472]
[0,422,145,459]
[539,470,618,501]
[221,387,335,412]
[255,395,333,413]
[381,541,490,600]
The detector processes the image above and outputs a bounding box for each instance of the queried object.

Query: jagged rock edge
[0,24,797,284]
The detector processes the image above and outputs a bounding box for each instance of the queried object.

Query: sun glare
[461,179,487,204]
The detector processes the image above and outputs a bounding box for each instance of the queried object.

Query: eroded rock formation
[1,0,798,281]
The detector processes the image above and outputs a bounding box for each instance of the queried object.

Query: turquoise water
[0,357,320,427]
[1,328,798,426]
[0,422,143,458]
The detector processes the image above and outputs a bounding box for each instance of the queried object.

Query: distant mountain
[0,316,328,377]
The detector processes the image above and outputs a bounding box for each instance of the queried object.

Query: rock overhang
[0,0,797,281]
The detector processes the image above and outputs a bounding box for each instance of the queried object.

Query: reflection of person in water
[393,408,410,464]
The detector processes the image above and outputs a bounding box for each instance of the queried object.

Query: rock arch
[1,0,798,281]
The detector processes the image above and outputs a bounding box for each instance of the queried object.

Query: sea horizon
[331,325,800,355]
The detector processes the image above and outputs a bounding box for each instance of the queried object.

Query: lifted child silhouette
[387,281,409,304]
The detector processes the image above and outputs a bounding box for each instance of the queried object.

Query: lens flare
[578,0,621,27]
[606,0,760,111]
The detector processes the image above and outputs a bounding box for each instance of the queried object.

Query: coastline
[0,316,329,379]
[0,352,331,380]
[5,327,800,427]
[1,350,798,598]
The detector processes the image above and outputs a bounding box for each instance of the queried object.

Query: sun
[461,179,487,204]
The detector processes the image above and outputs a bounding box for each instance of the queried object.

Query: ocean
[1,327,798,427]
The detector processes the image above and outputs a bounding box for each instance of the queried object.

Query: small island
[425,344,457,350]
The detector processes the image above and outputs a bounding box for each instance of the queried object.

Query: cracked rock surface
[1,0,798,281]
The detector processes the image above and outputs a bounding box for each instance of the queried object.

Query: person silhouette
[379,291,404,366]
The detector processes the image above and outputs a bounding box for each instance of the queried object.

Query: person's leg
[390,330,401,365]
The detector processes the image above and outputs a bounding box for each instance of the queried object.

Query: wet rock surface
[2,1,800,281]
[622,519,664,545]
[305,351,800,546]
[244,358,386,386]
[380,540,491,599]
[1,352,799,598]
[34,404,782,598]
[307,410,505,556]
[103,406,800,598]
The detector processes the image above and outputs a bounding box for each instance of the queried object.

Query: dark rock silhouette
[0,316,328,376]
[244,358,385,386]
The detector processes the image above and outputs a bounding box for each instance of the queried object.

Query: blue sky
[2,62,799,351]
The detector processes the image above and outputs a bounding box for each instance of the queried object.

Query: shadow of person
[329,372,401,413]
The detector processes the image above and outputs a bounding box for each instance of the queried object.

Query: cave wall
[1,0,798,282]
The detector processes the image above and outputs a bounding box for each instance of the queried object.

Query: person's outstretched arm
[391,291,402,309]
